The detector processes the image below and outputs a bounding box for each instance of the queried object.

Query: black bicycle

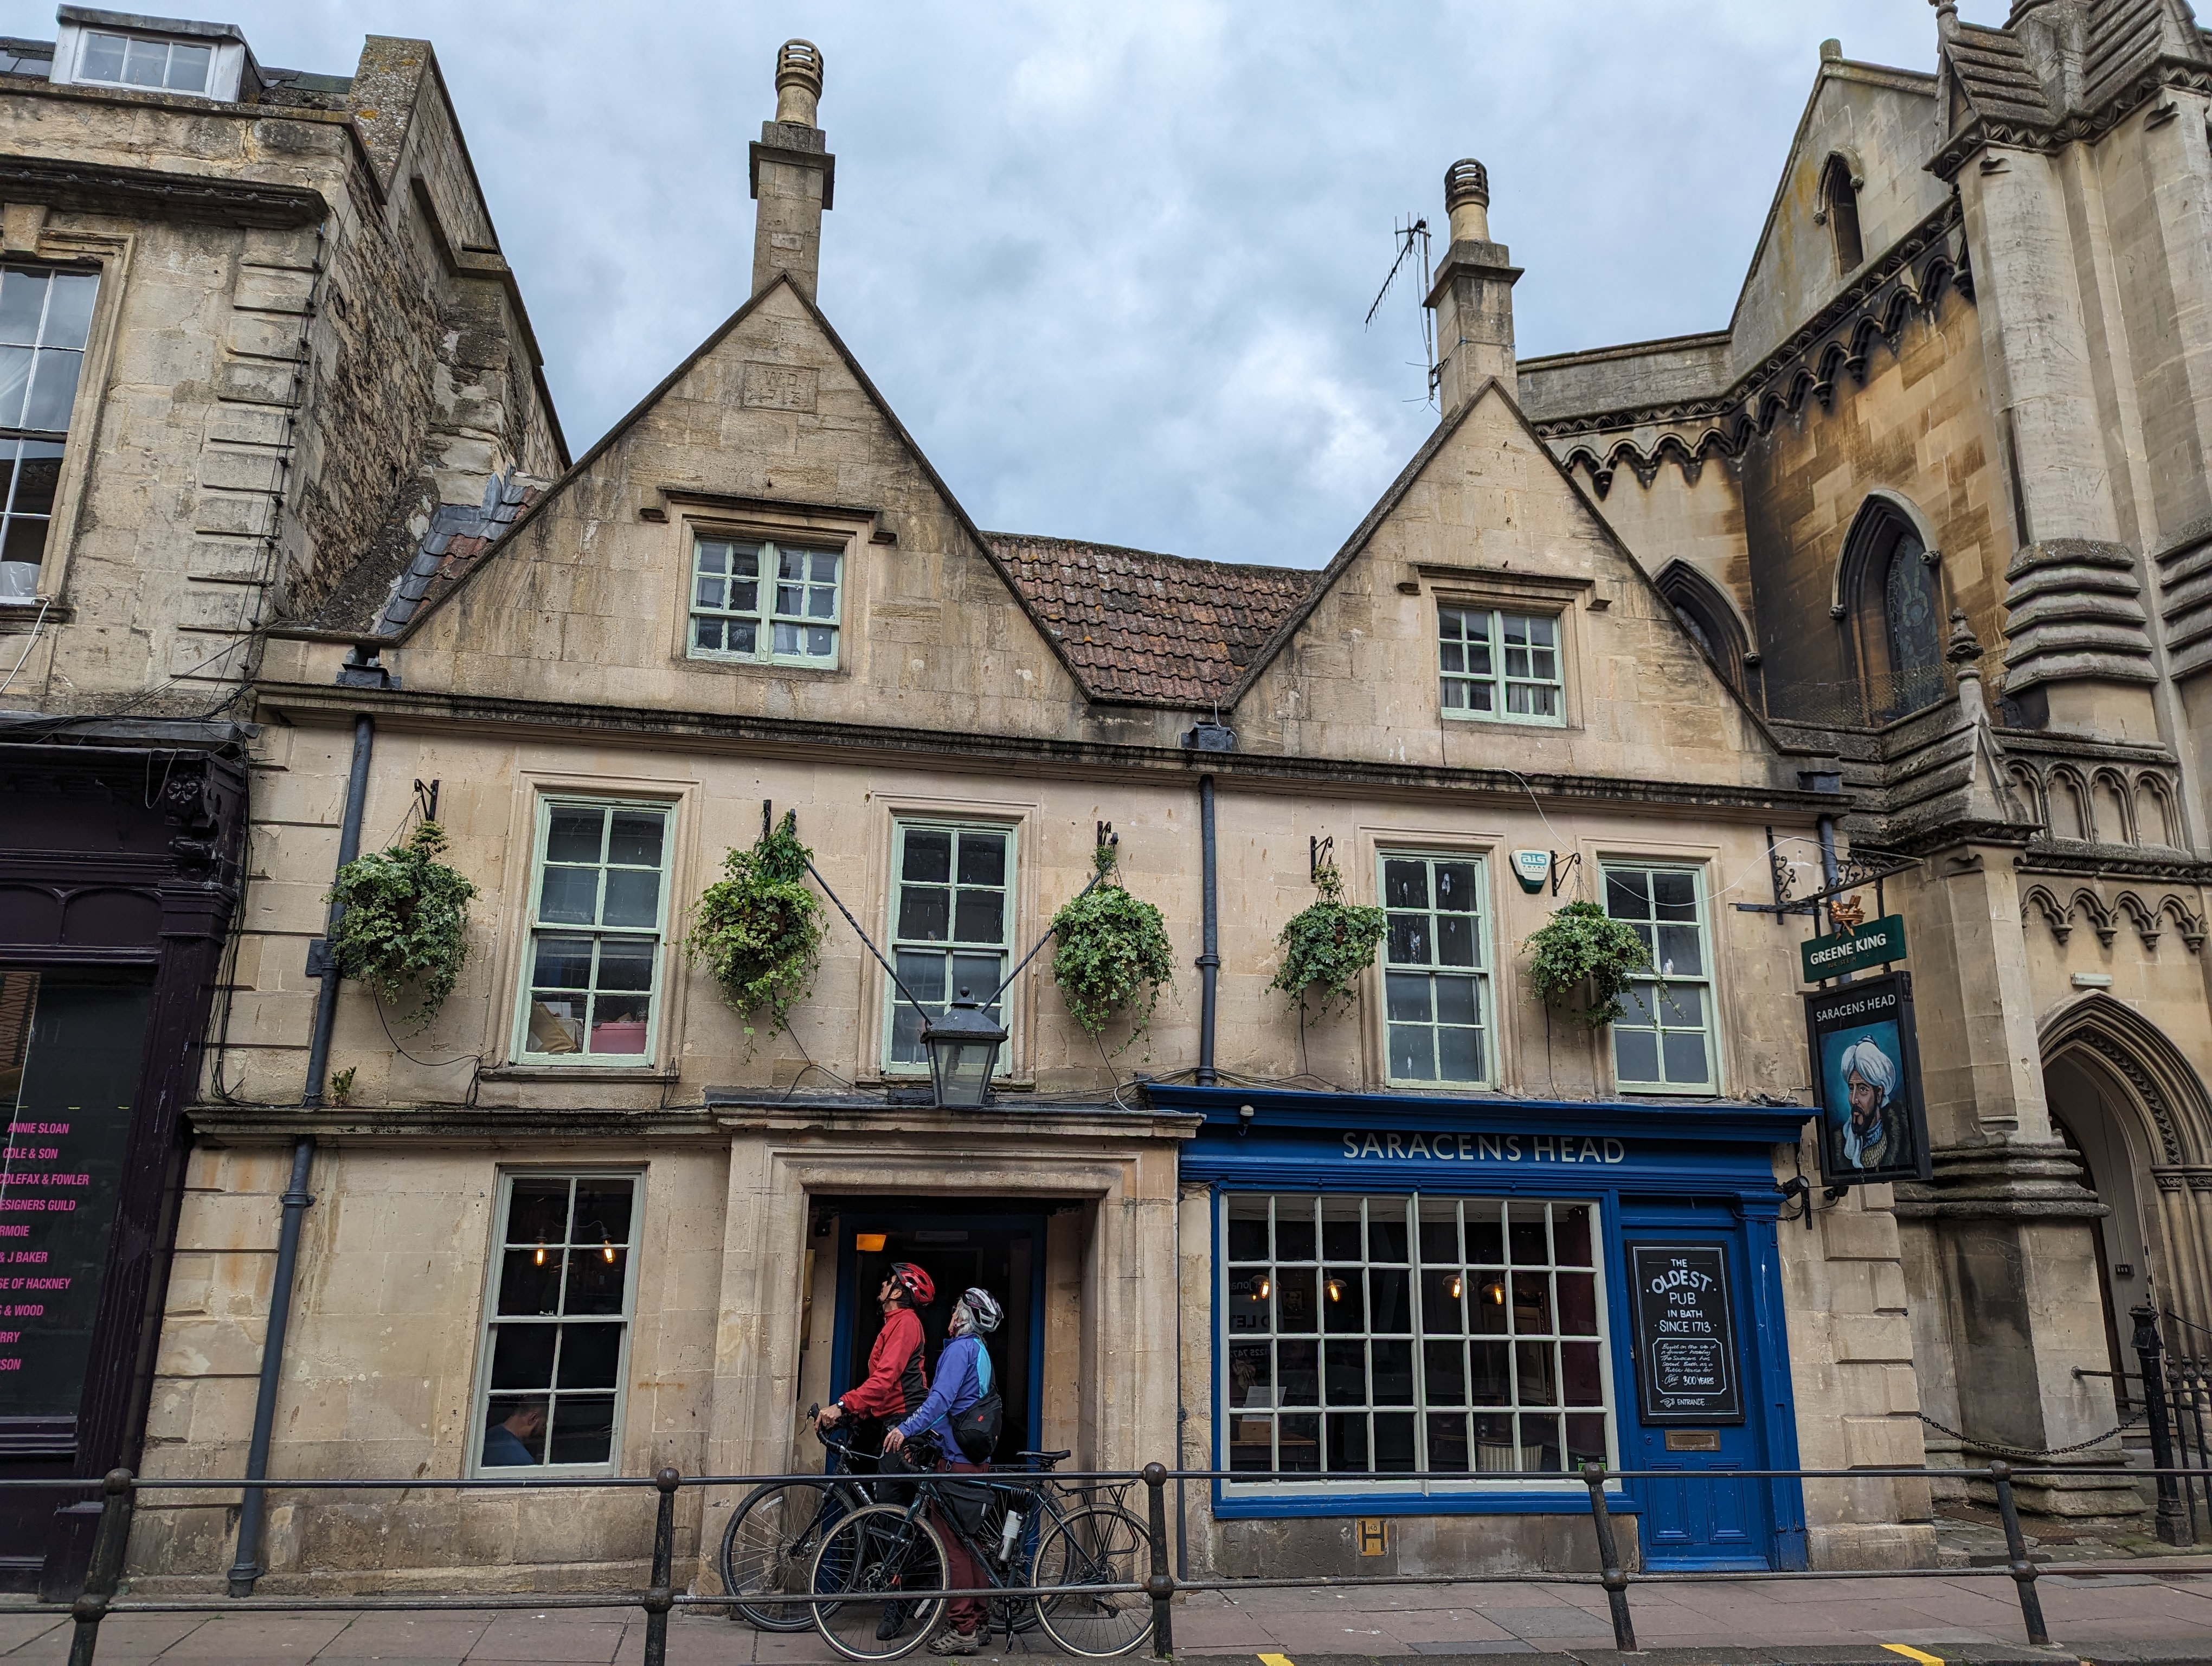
[807,1432,1152,1661]
[717,1406,882,1631]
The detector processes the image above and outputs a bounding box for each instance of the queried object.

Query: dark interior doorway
[828,1204,1047,1464]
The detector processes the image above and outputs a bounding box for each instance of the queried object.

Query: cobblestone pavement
[4,1569,2212,1666]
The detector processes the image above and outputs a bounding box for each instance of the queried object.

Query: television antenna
[1365,214,1436,406]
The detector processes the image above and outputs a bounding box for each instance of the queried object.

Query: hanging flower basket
[326,821,478,1032]
[685,810,826,1053]
[1051,846,1176,1048]
[1270,862,1387,1018]
[1523,900,1651,1028]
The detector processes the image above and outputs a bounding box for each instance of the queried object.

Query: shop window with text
[1380,854,1491,1086]
[1602,864,1716,1093]
[1,266,99,601]
[885,821,1012,1069]
[1438,606,1564,724]
[689,536,842,667]
[516,800,671,1063]
[474,1172,638,1472]
[1224,1194,1612,1489]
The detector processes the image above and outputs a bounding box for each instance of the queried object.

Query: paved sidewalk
[3,1568,2211,1666]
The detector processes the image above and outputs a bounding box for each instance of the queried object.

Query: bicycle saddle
[1018,1449,1072,1464]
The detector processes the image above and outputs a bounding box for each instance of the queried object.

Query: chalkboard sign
[1626,1243,1744,1425]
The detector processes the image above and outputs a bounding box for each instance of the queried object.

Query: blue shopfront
[1150,1086,1812,1573]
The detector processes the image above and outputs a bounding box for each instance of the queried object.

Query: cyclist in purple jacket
[884,1287,1003,1655]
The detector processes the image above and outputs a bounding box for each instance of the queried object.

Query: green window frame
[1379,853,1493,1087]
[472,1170,640,1475]
[1601,863,1718,1094]
[688,536,843,667]
[514,799,673,1066]
[0,265,100,601]
[1438,606,1565,725]
[883,820,1013,1073]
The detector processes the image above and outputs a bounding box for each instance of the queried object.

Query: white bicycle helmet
[956,1286,1004,1334]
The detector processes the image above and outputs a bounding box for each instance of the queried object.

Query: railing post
[1988,1461,2048,1647]
[1142,1462,1175,1659]
[2132,1304,2195,1546]
[67,1469,135,1666]
[1580,1462,1636,1653]
[643,1467,679,1666]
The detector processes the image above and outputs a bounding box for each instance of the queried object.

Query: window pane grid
[478,1174,638,1471]
[0,266,98,601]
[1225,1194,1611,1489]
[79,31,214,93]
[519,802,669,1063]
[886,822,1011,1067]
[1381,855,1490,1086]
[1438,606,1563,726]
[1603,865,1717,1093]
[689,537,840,666]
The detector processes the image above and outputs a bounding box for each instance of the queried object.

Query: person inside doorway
[1837,1037,1900,1170]
[884,1286,1004,1657]
[481,1399,547,1466]
[816,1261,934,1453]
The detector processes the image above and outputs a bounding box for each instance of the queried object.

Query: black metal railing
[14,1452,2204,1664]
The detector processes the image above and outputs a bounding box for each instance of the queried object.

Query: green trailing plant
[326,1066,357,1106]
[1051,845,1176,1046]
[326,821,478,1032]
[1270,862,1387,1018]
[685,811,826,1053]
[1523,900,1652,1028]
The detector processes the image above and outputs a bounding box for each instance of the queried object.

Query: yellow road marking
[1881,1647,1947,1665]
[1258,1655,1297,1666]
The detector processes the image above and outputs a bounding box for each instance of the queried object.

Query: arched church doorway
[2040,994,2212,1350]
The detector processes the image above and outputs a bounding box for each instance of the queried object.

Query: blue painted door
[1619,1232,1774,1571]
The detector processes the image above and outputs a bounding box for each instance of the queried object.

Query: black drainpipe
[226,710,373,1595]
[1196,774,1219,1086]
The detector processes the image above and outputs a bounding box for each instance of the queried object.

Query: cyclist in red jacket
[816,1262,934,1445]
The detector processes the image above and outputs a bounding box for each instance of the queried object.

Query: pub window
[1380,853,1492,1087]
[515,799,672,1064]
[885,821,1012,1071]
[1438,606,1564,725]
[474,1172,639,1473]
[1224,1194,1612,1488]
[1602,864,1718,1094]
[689,536,842,668]
[0,266,99,603]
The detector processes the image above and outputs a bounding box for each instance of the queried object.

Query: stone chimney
[1424,159,1522,418]
[750,40,834,300]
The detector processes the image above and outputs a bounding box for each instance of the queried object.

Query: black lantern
[922,989,1006,1109]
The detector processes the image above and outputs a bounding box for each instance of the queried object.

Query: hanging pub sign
[1798,913,1907,983]
[1625,1242,1744,1424]
[1805,970,1931,1188]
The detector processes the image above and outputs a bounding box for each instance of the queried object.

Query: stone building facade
[5,0,2209,1609]
[0,6,560,1595]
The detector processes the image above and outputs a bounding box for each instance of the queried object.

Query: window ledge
[0,603,70,630]
[478,1065,678,1084]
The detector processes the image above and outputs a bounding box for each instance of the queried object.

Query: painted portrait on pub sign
[1805,972,1931,1187]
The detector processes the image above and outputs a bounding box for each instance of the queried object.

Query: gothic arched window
[1821,153,1863,274]
[1654,560,1752,700]
[1838,497,1946,722]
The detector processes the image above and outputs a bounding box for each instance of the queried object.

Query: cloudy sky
[190,0,2005,568]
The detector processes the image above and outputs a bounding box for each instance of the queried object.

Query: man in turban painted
[1837,1037,1900,1170]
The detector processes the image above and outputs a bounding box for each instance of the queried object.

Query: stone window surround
[854,791,1041,1090]
[483,769,699,1079]
[0,229,129,611]
[1414,564,1592,732]
[1343,821,1506,1093]
[467,1165,645,1478]
[882,816,1015,1078]
[665,499,871,682]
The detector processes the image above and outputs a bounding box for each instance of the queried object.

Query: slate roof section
[1944,23,2055,126]
[2085,0,2207,112]
[987,533,1314,708]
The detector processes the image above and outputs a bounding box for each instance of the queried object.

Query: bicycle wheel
[721,1479,861,1631]
[811,1501,949,1662]
[1034,1505,1153,1659]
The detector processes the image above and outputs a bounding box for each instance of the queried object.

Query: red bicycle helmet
[889,1261,936,1305]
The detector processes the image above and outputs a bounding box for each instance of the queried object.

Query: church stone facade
[1,0,2208,1601]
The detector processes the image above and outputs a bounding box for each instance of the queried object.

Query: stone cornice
[0,153,328,228]
[251,678,1846,821]
[1930,58,2212,182]
[2015,844,2212,886]
[185,1100,1202,1144]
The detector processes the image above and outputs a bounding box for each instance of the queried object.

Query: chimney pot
[776,40,824,125]
[1444,158,1491,245]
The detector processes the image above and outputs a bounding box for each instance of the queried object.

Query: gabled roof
[1945,23,2055,125]
[988,533,1311,708]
